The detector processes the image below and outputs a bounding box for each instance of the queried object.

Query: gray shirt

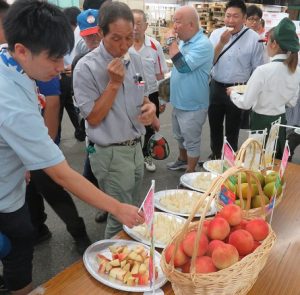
[210,26,264,84]
[73,42,146,146]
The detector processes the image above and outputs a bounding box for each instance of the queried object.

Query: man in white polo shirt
[129,9,168,172]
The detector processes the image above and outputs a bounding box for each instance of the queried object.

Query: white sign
[263,12,288,32]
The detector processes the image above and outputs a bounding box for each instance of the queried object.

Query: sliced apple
[116,246,124,253]
[123,271,132,284]
[135,245,145,254]
[141,250,147,260]
[105,262,113,272]
[122,246,130,254]
[96,254,110,264]
[122,262,131,272]
[117,252,128,261]
[120,260,127,268]
[127,276,137,286]
[128,251,138,260]
[138,272,149,285]
[134,254,143,263]
[139,263,147,275]
[131,262,140,275]
[116,269,127,281]
[110,259,120,267]
[109,267,121,279]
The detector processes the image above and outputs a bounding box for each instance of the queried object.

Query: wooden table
[42,162,300,295]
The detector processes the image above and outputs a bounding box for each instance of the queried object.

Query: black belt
[91,137,141,148]
[213,79,247,88]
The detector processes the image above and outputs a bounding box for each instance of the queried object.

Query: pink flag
[142,183,154,226]
[279,143,290,179]
[141,181,155,289]
[223,140,235,167]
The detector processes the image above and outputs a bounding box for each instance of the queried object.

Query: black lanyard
[272,59,285,62]
[213,28,250,66]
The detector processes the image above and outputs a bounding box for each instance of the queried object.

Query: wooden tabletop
[42,162,300,295]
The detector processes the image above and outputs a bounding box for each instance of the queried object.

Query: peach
[182,230,208,257]
[165,243,189,267]
[207,217,230,240]
[219,204,242,226]
[252,241,261,252]
[202,220,210,235]
[228,229,254,256]
[207,240,226,257]
[181,260,191,273]
[245,219,269,241]
[195,256,217,273]
[212,244,239,269]
[231,219,248,232]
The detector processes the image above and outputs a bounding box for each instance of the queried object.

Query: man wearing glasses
[245,5,263,34]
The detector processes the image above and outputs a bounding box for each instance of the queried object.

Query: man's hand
[138,101,156,126]
[151,116,160,132]
[25,171,31,185]
[219,30,232,46]
[108,58,125,86]
[115,203,145,228]
[226,87,233,96]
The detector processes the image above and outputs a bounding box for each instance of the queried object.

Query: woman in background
[227,18,300,158]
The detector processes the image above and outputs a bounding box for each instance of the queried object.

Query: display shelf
[192,2,288,34]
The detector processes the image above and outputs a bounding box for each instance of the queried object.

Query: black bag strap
[213,28,250,66]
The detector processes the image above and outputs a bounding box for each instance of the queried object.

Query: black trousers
[208,80,242,157]
[287,130,300,161]
[0,204,34,291]
[26,170,87,240]
[59,74,81,132]
[142,91,160,157]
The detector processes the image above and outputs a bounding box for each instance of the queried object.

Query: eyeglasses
[247,17,261,23]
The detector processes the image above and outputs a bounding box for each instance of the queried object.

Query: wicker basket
[235,138,266,171]
[161,167,276,295]
[221,138,284,218]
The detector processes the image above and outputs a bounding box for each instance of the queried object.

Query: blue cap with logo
[77,9,99,37]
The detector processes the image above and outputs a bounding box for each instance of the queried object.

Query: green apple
[237,183,258,199]
[236,172,247,183]
[235,198,246,209]
[263,181,282,198]
[265,172,279,185]
[251,194,270,208]
[250,172,265,187]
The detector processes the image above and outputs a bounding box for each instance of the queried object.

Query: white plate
[180,172,218,193]
[203,159,225,175]
[154,189,217,218]
[83,239,167,292]
[123,212,186,249]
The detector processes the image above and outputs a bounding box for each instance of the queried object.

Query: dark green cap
[274,18,300,53]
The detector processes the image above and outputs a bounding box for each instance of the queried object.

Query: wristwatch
[166,36,177,46]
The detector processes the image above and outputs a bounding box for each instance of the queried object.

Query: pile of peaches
[164,204,270,273]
